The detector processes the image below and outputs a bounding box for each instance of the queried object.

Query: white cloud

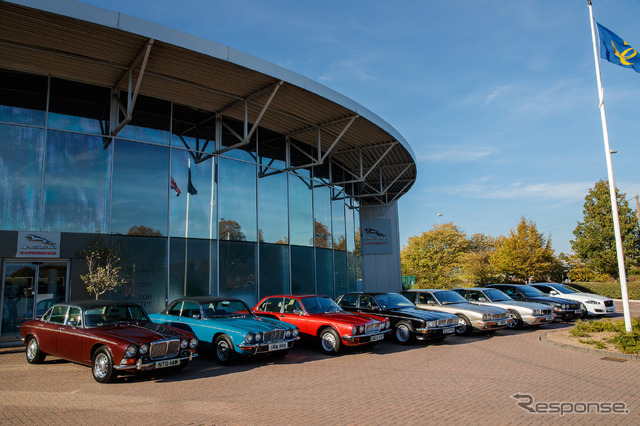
[441,180,594,201]
[417,146,497,163]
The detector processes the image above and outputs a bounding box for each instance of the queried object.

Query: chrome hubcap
[508,314,517,328]
[217,341,230,361]
[321,332,337,351]
[27,340,37,360]
[457,319,468,334]
[396,325,410,342]
[94,353,108,379]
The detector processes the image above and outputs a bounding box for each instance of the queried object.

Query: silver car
[401,289,511,335]
[452,287,555,328]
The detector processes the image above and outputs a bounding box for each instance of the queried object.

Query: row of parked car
[19,282,615,383]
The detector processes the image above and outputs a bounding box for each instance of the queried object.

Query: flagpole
[184,157,191,296]
[587,0,632,332]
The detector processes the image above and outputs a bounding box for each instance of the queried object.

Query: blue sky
[81,0,640,254]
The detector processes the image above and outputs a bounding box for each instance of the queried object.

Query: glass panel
[0,124,44,230]
[169,238,212,299]
[172,103,216,154]
[291,245,314,294]
[116,94,170,145]
[169,149,216,239]
[257,171,288,244]
[315,248,333,297]
[219,118,257,162]
[2,263,35,339]
[219,240,257,307]
[218,158,256,242]
[111,236,168,314]
[111,140,169,236]
[332,188,346,251]
[258,128,286,170]
[259,243,289,299]
[289,174,313,247]
[37,263,66,306]
[47,78,110,135]
[347,252,357,292]
[0,70,47,126]
[42,131,111,232]
[354,206,362,285]
[334,250,348,297]
[313,184,332,248]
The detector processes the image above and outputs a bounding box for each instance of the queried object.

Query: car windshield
[301,297,342,314]
[549,284,575,294]
[202,300,253,318]
[483,289,512,302]
[520,286,546,297]
[375,293,414,309]
[433,291,468,305]
[84,304,149,327]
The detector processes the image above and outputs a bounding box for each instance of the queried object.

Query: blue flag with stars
[597,22,640,73]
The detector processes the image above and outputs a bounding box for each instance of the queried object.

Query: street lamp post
[437,213,443,225]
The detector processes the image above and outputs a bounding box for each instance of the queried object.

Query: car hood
[439,303,507,315]
[484,300,554,311]
[526,296,575,305]
[549,293,612,302]
[93,322,189,343]
[310,312,378,325]
[202,316,292,332]
[390,307,458,320]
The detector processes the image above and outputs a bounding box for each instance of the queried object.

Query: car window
[49,305,68,324]
[535,285,552,293]
[66,307,82,326]
[302,296,342,314]
[208,300,252,317]
[258,298,282,313]
[283,298,302,313]
[359,295,377,309]
[418,292,436,304]
[167,302,182,316]
[181,301,201,318]
[502,287,516,296]
[339,294,358,308]
[466,290,481,301]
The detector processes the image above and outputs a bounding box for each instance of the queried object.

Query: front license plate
[443,327,455,334]
[546,315,554,321]
[497,319,508,326]
[155,358,181,369]
[370,334,384,341]
[268,342,288,351]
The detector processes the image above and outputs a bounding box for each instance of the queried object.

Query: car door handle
[280,315,285,318]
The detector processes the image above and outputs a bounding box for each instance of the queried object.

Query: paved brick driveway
[1,301,639,425]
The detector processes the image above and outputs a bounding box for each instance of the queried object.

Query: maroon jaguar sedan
[20,300,198,383]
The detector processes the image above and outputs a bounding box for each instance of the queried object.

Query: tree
[490,217,560,282]
[219,218,246,241]
[458,233,499,286]
[571,180,640,279]
[127,225,162,236]
[77,236,127,299]
[401,222,468,288]
[560,253,609,283]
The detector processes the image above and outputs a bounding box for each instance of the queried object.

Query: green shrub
[611,332,640,354]
[571,317,640,354]
[567,281,640,300]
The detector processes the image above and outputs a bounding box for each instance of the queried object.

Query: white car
[529,283,615,317]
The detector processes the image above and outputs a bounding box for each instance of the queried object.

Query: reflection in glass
[220,118,257,163]
[316,248,333,297]
[0,70,47,126]
[116,94,170,145]
[258,128,286,170]
[291,245,314,294]
[218,158,256,242]
[332,188,346,251]
[259,243,289,298]
[111,140,169,236]
[258,171,288,244]
[219,240,257,307]
[289,174,313,246]
[169,238,212,299]
[111,236,168,314]
[334,250,348,297]
[169,149,216,239]
[0,125,44,230]
[43,131,111,232]
[47,78,109,135]
[313,184,332,248]
[172,103,216,154]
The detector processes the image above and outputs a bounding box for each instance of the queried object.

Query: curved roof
[0,0,416,205]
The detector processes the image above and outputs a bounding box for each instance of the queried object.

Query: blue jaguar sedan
[149,297,299,364]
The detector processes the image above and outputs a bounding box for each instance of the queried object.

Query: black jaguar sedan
[486,284,584,321]
[335,292,460,344]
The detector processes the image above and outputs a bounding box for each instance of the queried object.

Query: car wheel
[394,321,415,344]
[507,310,523,329]
[214,335,235,365]
[319,328,341,355]
[92,347,117,383]
[25,336,46,364]
[455,315,473,336]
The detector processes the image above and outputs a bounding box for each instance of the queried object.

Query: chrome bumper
[114,351,196,371]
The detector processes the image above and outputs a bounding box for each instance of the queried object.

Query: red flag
[170,177,181,197]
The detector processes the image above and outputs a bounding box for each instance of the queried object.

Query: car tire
[455,315,473,336]
[394,321,415,344]
[92,347,117,383]
[319,328,341,355]
[507,310,523,329]
[214,335,236,365]
[25,336,46,364]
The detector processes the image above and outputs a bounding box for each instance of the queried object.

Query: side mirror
[192,314,201,320]
[478,297,487,302]
[293,309,303,316]
[426,300,436,305]
[549,290,558,295]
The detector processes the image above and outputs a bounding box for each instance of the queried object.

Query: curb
[540,331,639,361]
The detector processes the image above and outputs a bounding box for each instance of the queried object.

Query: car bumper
[472,319,510,331]
[341,329,390,345]
[114,350,197,371]
[555,309,584,320]
[584,305,616,316]
[522,314,556,326]
[237,338,298,355]
[415,326,459,339]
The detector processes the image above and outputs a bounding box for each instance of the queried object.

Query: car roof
[340,292,391,296]
[403,289,449,293]
[170,296,244,304]
[452,287,491,291]
[260,294,330,299]
[61,299,142,309]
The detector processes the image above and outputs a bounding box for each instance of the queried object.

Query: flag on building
[597,22,640,72]
[170,177,181,197]
[187,168,197,195]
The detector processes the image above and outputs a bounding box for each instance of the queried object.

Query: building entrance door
[1,261,68,340]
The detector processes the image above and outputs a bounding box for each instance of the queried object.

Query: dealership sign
[17,231,61,258]
[360,219,392,255]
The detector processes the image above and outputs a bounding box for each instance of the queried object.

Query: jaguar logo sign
[17,231,61,258]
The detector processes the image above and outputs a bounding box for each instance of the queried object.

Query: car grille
[365,322,381,334]
[542,309,552,315]
[263,329,285,343]
[604,300,614,307]
[569,304,580,310]
[437,318,458,327]
[491,312,508,320]
[149,339,180,359]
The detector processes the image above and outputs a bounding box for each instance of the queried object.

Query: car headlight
[482,313,491,321]
[427,321,436,328]
[285,329,292,338]
[125,344,137,358]
[292,328,299,337]
[255,332,263,342]
[562,304,568,310]
[532,309,541,315]
[352,326,358,335]
[139,343,149,355]
[245,333,255,344]
[359,325,365,334]
[189,338,198,348]
[180,339,189,349]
